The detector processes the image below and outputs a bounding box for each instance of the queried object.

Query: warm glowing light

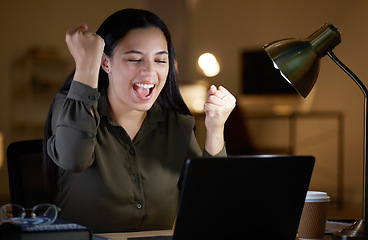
[198,53,220,77]
[179,80,209,113]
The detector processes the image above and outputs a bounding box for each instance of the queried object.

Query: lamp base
[333,220,368,239]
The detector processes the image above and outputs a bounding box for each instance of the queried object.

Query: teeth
[135,83,154,89]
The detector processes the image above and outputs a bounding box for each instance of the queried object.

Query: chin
[132,100,156,112]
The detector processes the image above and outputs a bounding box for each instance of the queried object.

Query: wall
[0,0,367,215]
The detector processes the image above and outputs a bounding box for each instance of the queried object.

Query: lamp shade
[264,24,341,98]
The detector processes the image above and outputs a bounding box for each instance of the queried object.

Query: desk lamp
[264,23,368,240]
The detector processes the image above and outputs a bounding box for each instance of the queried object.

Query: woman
[43,9,236,233]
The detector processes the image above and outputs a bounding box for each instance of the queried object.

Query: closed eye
[155,60,167,64]
[127,59,142,62]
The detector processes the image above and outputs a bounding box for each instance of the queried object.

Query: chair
[6,139,50,208]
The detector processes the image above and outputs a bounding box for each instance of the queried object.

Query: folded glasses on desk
[0,203,61,226]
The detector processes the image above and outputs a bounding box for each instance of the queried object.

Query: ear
[101,53,111,73]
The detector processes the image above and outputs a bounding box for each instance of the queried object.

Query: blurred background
[0,0,367,220]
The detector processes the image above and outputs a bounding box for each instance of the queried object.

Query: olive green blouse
[47,81,226,233]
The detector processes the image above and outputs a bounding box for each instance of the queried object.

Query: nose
[140,60,155,77]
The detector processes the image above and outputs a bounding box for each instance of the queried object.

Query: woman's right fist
[65,24,105,88]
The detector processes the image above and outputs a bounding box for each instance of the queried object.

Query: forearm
[186,130,227,158]
[73,67,99,89]
[203,85,236,156]
[204,127,225,156]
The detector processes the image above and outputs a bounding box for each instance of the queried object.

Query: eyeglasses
[0,204,61,226]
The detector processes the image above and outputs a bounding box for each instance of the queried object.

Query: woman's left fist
[203,85,236,131]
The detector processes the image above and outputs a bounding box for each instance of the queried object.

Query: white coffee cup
[298,191,330,240]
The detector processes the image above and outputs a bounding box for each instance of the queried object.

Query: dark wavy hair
[43,8,191,198]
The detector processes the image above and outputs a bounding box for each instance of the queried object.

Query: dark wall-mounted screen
[242,50,297,95]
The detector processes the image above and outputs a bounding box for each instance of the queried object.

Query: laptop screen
[173,155,315,240]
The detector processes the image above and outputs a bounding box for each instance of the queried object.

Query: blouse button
[129,148,135,155]
[88,95,96,101]
[137,203,142,209]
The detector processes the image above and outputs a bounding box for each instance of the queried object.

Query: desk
[97,230,332,240]
[97,230,173,240]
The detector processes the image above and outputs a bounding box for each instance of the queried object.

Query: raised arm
[47,25,105,172]
[203,85,236,155]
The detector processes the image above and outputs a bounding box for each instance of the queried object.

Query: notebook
[131,155,315,240]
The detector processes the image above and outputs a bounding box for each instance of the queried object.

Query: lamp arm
[327,50,368,220]
[327,51,368,98]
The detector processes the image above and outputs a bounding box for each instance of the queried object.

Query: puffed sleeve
[47,81,101,172]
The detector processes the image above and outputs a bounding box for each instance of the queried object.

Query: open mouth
[133,83,155,100]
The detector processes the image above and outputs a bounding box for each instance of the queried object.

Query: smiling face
[104,27,169,114]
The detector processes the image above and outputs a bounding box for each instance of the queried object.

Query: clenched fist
[65,24,105,88]
[204,85,236,155]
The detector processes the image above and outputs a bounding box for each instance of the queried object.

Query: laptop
[131,155,315,240]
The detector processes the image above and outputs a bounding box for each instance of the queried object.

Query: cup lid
[305,191,330,202]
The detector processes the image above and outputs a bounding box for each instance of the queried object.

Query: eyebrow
[123,50,169,55]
